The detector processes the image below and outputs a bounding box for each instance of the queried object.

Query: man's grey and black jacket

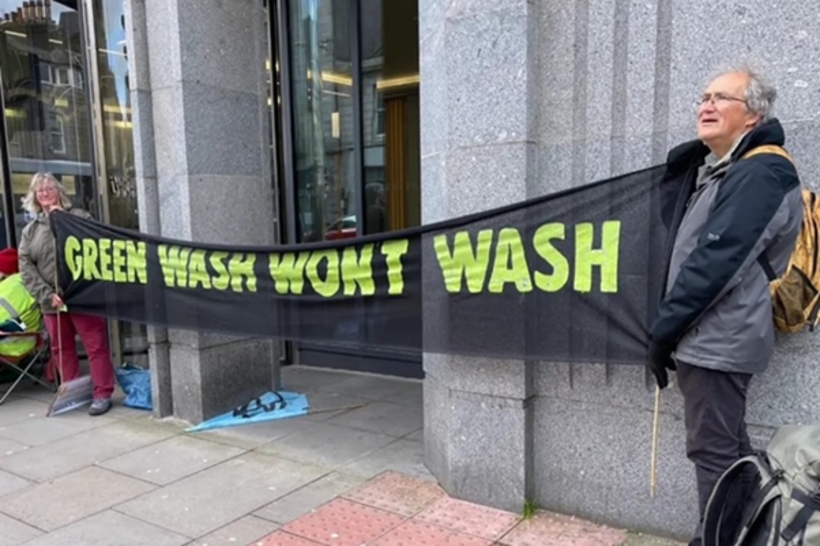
[648,119,804,387]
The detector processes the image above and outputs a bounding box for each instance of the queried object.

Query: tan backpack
[742,145,820,333]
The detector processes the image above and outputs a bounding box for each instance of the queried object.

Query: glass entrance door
[275,0,422,378]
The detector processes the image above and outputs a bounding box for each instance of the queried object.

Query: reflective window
[92,0,136,229]
[0,0,96,243]
[287,0,419,242]
[360,0,419,235]
[91,0,146,360]
[289,0,356,243]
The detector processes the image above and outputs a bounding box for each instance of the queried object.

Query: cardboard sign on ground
[47,375,93,416]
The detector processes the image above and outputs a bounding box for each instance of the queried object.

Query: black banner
[52,162,683,365]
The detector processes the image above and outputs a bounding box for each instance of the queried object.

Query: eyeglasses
[35,186,57,194]
[695,93,747,109]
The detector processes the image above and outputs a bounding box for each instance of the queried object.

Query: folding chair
[0,330,56,405]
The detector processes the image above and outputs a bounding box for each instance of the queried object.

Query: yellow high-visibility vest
[0,274,42,358]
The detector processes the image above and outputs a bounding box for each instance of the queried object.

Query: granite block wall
[421,0,820,539]
[127,0,278,423]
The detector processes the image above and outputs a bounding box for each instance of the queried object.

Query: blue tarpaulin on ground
[185,390,310,432]
[116,363,153,410]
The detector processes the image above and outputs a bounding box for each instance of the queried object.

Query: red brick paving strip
[415,497,522,541]
[498,511,628,546]
[281,498,405,546]
[343,471,446,517]
[371,519,493,546]
[251,472,633,546]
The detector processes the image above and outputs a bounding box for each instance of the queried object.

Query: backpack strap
[742,144,794,163]
[758,256,778,282]
[741,146,796,283]
[702,454,781,546]
[781,487,820,543]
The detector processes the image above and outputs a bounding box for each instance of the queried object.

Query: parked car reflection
[324,215,357,240]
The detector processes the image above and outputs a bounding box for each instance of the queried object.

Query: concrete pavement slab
[254,471,365,524]
[0,466,155,531]
[258,421,395,470]
[0,512,42,545]
[0,468,30,497]
[319,375,421,402]
[192,417,315,450]
[498,511,628,546]
[404,429,423,443]
[188,515,280,546]
[0,398,50,427]
[102,403,153,421]
[115,452,327,538]
[99,434,245,485]
[387,382,424,407]
[22,510,189,546]
[280,366,352,392]
[0,436,28,457]
[300,390,371,422]
[12,388,57,404]
[0,413,115,446]
[0,418,180,482]
[325,401,423,438]
[255,531,324,545]
[341,439,430,480]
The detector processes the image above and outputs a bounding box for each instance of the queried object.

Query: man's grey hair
[743,69,777,121]
[714,66,777,121]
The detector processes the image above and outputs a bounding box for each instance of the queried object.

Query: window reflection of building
[361,0,420,236]
[0,0,145,362]
[0,0,95,242]
[288,0,419,243]
[289,0,354,243]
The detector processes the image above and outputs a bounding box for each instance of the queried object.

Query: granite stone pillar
[421,0,820,539]
[420,0,540,513]
[126,0,172,418]
[128,0,278,423]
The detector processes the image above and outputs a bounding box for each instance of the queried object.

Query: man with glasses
[647,68,803,545]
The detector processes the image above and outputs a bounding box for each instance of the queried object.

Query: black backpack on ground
[702,424,820,546]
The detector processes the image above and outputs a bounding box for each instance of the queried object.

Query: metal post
[350,0,365,237]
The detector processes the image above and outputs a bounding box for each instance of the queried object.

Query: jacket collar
[666,118,786,181]
[728,118,786,162]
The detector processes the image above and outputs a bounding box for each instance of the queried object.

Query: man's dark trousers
[676,361,755,546]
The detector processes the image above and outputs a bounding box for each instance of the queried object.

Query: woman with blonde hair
[18,172,115,416]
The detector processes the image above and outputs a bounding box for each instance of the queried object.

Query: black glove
[647,338,677,389]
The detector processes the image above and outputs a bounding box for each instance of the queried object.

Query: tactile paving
[415,497,521,541]
[253,530,324,546]
[282,498,404,546]
[343,471,445,517]
[498,511,628,546]
[370,519,493,546]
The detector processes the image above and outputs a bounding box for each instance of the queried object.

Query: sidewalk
[0,365,683,546]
